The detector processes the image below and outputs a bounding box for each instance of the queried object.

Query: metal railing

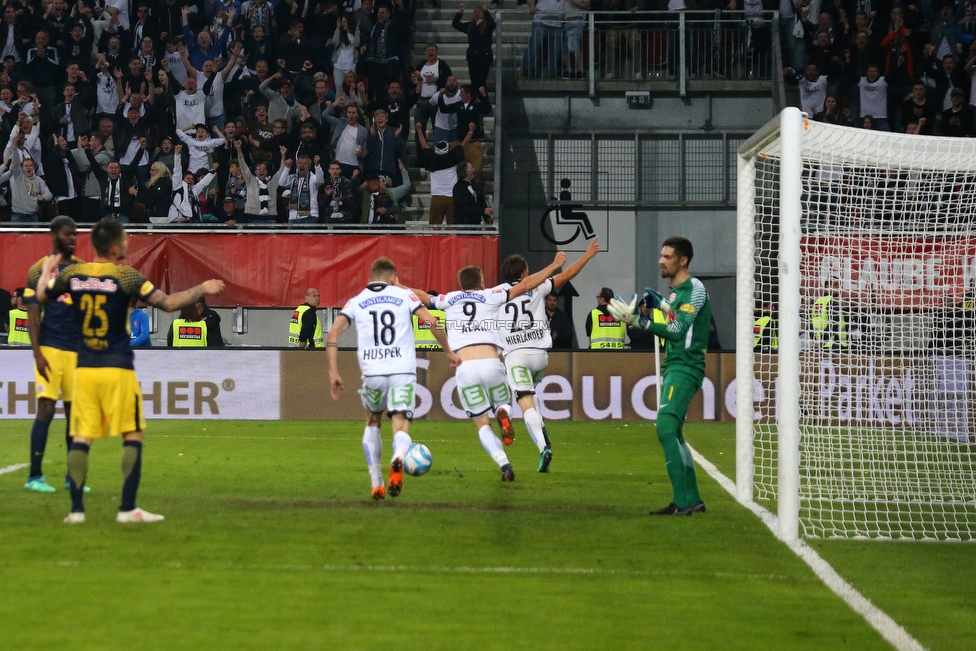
[494,14,504,239]
[503,131,753,208]
[0,223,498,234]
[498,10,778,96]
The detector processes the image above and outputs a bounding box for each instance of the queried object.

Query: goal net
[736,108,976,542]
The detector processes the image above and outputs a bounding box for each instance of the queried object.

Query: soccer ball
[403,444,433,476]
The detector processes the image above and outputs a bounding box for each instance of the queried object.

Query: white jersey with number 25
[340,282,422,376]
[432,286,510,352]
[498,278,554,354]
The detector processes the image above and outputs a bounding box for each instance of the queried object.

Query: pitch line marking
[63,560,794,582]
[688,445,928,651]
[0,463,27,476]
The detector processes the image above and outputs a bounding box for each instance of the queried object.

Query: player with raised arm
[36,219,225,524]
[608,236,709,516]
[22,216,84,493]
[404,251,567,482]
[328,257,461,500]
[498,240,599,472]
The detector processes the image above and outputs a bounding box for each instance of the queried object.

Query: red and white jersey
[340,282,422,376]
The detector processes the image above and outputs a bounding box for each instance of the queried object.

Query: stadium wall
[0,233,499,308]
[0,350,741,422]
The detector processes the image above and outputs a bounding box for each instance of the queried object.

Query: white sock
[495,404,512,418]
[362,426,383,487]
[523,407,547,453]
[392,430,413,462]
[478,425,509,467]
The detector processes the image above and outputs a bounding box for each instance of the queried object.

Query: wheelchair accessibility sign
[530,203,609,252]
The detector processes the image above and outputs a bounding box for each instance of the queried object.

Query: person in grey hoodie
[0,149,52,222]
[71,133,113,223]
[260,73,303,127]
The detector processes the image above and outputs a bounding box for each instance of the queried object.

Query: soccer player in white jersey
[498,240,599,472]
[403,251,566,482]
[327,257,460,500]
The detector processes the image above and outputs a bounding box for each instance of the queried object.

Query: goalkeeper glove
[608,294,639,324]
[643,288,671,314]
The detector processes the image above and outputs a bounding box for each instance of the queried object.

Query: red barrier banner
[0,232,498,307]
[801,236,976,308]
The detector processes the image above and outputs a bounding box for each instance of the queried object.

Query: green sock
[679,439,702,505]
[656,414,688,508]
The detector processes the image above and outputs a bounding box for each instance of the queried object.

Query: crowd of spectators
[784,0,976,136]
[16,0,975,229]
[519,0,976,137]
[0,0,497,226]
[520,0,772,81]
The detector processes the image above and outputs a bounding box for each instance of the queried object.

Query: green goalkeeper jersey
[644,277,711,380]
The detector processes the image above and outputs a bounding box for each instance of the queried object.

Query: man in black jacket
[42,135,81,219]
[362,4,409,104]
[89,155,141,223]
[547,294,575,350]
[53,82,90,147]
[452,161,491,225]
[113,106,154,185]
[439,84,491,178]
[370,79,418,142]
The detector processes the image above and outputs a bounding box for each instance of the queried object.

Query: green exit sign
[625,91,652,109]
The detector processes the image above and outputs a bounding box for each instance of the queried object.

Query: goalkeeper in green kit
[610,236,708,516]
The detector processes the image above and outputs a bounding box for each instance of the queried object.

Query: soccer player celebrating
[403,251,567,482]
[37,219,225,524]
[497,240,599,472]
[327,257,461,500]
[609,236,709,516]
[22,216,84,493]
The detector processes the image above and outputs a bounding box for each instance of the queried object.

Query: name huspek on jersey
[434,288,508,351]
[341,284,421,376]
[498,278,553,353]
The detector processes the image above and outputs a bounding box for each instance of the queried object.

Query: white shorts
[504,349,549,396]
[360,373,417,416]
[455,358,511,417]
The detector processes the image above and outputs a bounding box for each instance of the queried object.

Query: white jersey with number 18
[340,282,422,376]
[432,286,510,352]
[498,278,554,354]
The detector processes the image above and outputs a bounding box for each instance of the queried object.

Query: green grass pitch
[0,419,973,651]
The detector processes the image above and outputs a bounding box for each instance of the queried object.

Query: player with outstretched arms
[403,251,567,482]
[327,257,461,500]
[497,240,599,472]
[22,216,84,493]
[37,219,225,524]
[609,236,709,516]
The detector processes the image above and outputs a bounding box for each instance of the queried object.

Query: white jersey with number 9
[340,282,422,376]
[432,287,510,352]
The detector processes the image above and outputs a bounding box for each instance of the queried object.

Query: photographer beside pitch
[609,236,708,516]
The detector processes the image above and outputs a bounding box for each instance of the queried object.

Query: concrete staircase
[399,5,532,221]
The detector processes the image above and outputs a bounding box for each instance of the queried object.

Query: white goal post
[736,107,976,542]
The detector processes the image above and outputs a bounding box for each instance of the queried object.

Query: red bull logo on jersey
[70,277,119,292]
